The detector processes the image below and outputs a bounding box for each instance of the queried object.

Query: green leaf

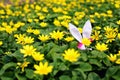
[112,70,120,80]
[104,67,120,80]
[89,59,102,67]
[0,49,3,53]
[79,62,92,72]
[47,46,58,58]
[58,63,68,71]
[112,75,120,80]
[41,42,55,54]
[53,70,59,76]
[87,72,101,80]
[11,50,24,61]
[91,50,106,58]
[70,41,77,49]
[25,69,34,79]
[74,68,87,80]
[15,73,27,80]
[91,50,100,58]
[103,58,111,66]
[59,75,71,80]
[0,77,13,80]
[0,62,17,76]
[57,45,68,53]
[72,71,79,80]
[8,35,14,42]
[97,52,107,59]
[80,52,88,61]
[106,66,118,77]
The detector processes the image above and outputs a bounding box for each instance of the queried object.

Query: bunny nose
[89,38,94,42]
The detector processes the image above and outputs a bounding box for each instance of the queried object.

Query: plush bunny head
[69,20,92,50]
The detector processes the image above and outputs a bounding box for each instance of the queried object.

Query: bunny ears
[69,20,92,50]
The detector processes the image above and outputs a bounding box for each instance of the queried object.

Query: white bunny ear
[69,23,82,42]
[82,20,92,38]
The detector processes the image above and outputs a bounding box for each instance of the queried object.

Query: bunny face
[69,20,92,50]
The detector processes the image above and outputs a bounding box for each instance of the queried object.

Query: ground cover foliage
[0,0,120,80]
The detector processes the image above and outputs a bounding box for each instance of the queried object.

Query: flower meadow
[0,0,120,80]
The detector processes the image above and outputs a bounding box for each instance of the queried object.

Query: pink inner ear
[77,42,83,48]
[77,42,86,50]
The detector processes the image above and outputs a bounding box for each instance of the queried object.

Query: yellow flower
[50,30,64,40]
[94,12,100,18]
[32,52,44,61]
[75,12,85,20]
[104,26,113,34]
[17,61,30,72]
[15,34,34,45]
[34,62,53,75]
[100,13,107,17]
[0,26,5,31]
[35,5,41,11]
[90,6,94,10]
[91,31,102,40]
[26,27,34,33]
[33,29,40,35]
[90,19,95,23]
[95,26,101,30]
[82,38,91,46]
[117,50,120,56]
[14,22,23,28]
[107,10,112,14]
[107,14,113,17]
[118,33,120,39]
[105,32,117,43]
[78,28,82,33]
[24,36,34,44]
[0,41,3,46]
[64,37,74,42]
[116,59,120,64]
[95,43,108,51]
[2,22,7,27]
[73,20,79,25]
[61,20,69,28]
[107,54,117,62]
[40,22,47,27]
[116,20,120,25]
[38,34,49,42]
[0,9,5,14]
[20,45,36,57]
[9,21,14,26]
[53,19,61,27]
[34,19,39,23]
[5,25,14,34]
[115,3,120,8]
[62,49,80,62]
[28,18,33,23]
[118,50,120,54]
[39,15,45,20]
[42,7,48,12]
[52,7,62,13]
[15,34,25,44]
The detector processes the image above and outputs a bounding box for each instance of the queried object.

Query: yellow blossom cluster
[104,26,118,43]
[107,51,120,64]
[62,48,80,62]
[14,34,34,45]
